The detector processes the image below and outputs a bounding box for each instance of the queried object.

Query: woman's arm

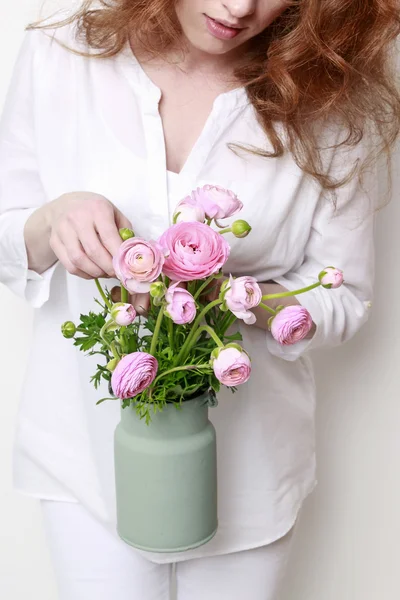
[0,31,132,306]
[264,136,377,361]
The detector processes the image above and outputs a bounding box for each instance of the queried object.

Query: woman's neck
[131,32,248,83]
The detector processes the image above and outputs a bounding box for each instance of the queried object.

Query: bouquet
[61,184,344,423]
[60,184,344,552]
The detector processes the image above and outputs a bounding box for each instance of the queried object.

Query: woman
[1,1,399,598]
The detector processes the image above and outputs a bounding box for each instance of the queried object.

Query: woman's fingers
[57,223,108,279]
[109,287,150,315]
[95,205,133,258]
[132,293,150,315]
[50,234,92,280]
[80,227,115,277]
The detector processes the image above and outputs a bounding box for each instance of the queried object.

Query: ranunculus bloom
[111,302,136,326]
[319,267,344,289]
[159,221,230,281]
[165,283,197,324]
[193,185,243,220]
[113,238,165,293]
[173,196,206,223]
[111,352,158,399]
[270,305,313,345]
[223,276,262,325]
[212,346,251,387]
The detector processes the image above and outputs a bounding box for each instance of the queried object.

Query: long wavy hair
[30,0,400,201]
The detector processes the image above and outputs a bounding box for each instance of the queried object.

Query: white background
[1,1,399,598]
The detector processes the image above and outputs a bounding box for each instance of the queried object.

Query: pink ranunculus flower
[270,305,313,345]
[159,221,230,282]
[165,283,197,325]
[193,185,243,220]
[319,267,344,289]
[113,238,165,294]
[111,303,136,326]
[212,346,251,387]
[223,275,262,325]
[173,196,206,224]
[111,352,158,399]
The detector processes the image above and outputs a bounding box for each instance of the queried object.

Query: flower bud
[211,345,251,387]
[149,282,167,299]
[119,228,135,241]
[231,220,252,239]
[318,267,344,289]
[111,303,136,326]
[106,357,120,372]
[61,321,76,339]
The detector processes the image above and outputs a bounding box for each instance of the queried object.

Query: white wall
[1,2,399,599]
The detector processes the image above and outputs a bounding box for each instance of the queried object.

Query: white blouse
[0,25,376,563]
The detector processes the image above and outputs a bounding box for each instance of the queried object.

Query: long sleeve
[266,135,377,361]
[0,31,58,308]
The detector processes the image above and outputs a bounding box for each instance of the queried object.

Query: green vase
[114,391,218,552]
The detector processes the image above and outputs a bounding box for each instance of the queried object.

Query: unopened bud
[231,220,251,239]
[119,228,135,241]
[318,267,344,289]
[61,321,76,339]
[106,357,120,372]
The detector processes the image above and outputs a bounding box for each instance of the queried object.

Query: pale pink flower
[193,185,243,220]
[113,238,165,294]
[159,221,230,282]
[165,283,197,325]
[212,346,251,387]
[111,352,158,399]
[111,303,136,326]
[223,276,262,325]
[319,267,344,289]
[173,196,206,223]
[270,305,313,345]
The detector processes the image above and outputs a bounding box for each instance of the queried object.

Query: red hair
[30,0,400,200]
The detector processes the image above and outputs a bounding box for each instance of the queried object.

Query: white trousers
[40,500,297,600]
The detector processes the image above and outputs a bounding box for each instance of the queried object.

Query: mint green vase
[114,391,218,552]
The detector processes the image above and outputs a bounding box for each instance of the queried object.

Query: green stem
[99,321,121,359]
[167,317,174,353]
[193,275,218,301]
[121,286,129,303]
[152,364,211,387]
[110,341,120,360]
[150,308,164,356]
[206,218,212,226]
[95,279,112,310]
[258,303,277,316]
[185,325,224,356]
[217,227,232,235]
[175,299,222,366]
[262,282,320,301]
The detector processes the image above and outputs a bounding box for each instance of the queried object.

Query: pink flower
[111,303,136,326]
[159,221,230,282]
[165,283,197,325]
[173,196,206,223]
[319,267,344,289]
[270,305,313,345]
[223,276,262,325]
[193,185,243,220]
[111,352,158,399]
[212,346,251,387]
[113,238,165,294]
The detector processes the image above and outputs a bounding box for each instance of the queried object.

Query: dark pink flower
[111,352,158,399]
[270,305,313,345]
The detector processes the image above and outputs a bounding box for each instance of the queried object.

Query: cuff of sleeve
[0,208,58,308]
[265,274,326,361]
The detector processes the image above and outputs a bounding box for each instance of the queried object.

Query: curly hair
[30,0,400,200]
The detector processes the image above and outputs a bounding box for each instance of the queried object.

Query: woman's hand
[25,192,132,279]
